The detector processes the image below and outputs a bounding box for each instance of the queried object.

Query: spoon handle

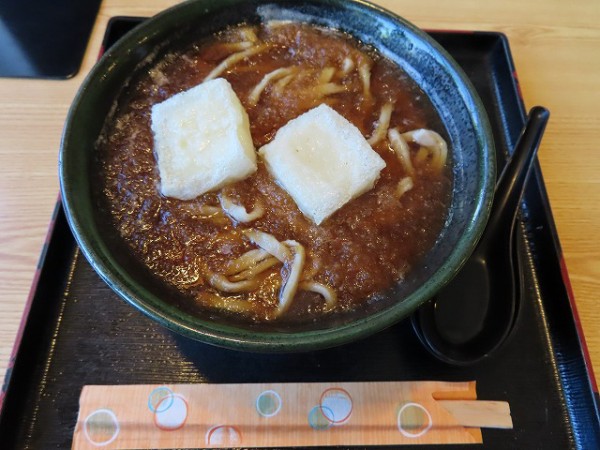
[483,106,550,241]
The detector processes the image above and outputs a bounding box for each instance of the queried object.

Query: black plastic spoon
[411,106,550,366]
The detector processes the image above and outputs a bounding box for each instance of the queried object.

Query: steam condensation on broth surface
[95,22,452,323]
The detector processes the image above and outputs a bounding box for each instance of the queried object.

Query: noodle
[318,67,336,83]
[402,129,448,171]
[219,193,264,223]
[206,271,259,293]
[358,59,373,102]
[238,26,259,43]
[248,67,296,106]
[214,231,311,315]
[209,247,279,294]
[229,256,279,281]
[314,82,346,97]
[396,176,414,198]
[368,102,393,145]
[388,127,415,175]
[217,233,326,315]
[299,281,337,309]
[415,146,429,164]
[225,248,272,275]
[273,73,295,93]
[199,292,256,314]
[204,44,269,81]
[179,203,229,225]
[243,229,292,262]
[277,240,305,315]
[340,57,355,76]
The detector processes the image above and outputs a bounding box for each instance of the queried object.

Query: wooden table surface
[1,0,599,387]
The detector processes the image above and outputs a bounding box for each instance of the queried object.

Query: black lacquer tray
[0,17,598,449]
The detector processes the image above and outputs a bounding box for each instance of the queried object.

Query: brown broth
[96,23,452,323]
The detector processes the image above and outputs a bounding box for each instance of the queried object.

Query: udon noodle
[95,22,452,323]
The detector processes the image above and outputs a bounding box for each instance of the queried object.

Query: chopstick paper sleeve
[72,381,511,449]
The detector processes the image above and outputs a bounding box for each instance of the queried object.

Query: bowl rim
[59,0,496,352]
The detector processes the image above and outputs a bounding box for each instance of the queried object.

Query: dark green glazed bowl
[59,0,495,352]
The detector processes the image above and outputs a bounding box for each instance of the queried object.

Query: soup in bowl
[59,0,495,351]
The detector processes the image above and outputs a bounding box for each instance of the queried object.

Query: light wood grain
[1,0,599,390]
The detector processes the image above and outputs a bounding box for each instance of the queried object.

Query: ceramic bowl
[59,0,495,352]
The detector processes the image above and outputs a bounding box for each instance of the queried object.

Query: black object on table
[0,0,102,79]
[0,17,598,449]
[412,105,550,366]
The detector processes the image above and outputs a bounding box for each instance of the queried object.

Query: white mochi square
[151,78,257,200]
[258,104,386,224]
